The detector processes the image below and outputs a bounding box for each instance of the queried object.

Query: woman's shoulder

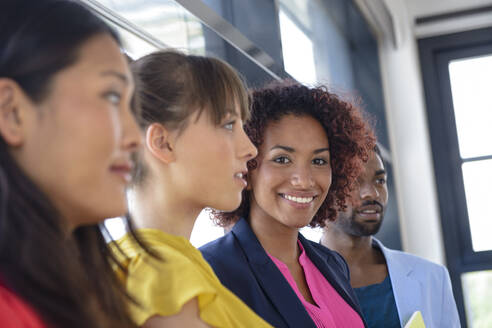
[200,219,257,262]
[0,281,47,328]
[115,229,200,267]
[200,230,237,257]
[116,229,211,284]
[114,231,218,325]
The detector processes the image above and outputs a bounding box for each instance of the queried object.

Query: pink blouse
[268,242,364,328]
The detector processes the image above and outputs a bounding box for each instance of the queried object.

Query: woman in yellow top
[115,50,272,328]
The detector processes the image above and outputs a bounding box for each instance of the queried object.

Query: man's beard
[336,211,384,237]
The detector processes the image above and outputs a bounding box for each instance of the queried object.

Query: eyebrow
[100,70,129,84]
[270,145,330,154]
[270,145,294,152]
[313,147,330,154]
[375,169,387,176]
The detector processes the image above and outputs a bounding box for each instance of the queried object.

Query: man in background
[321,146,460,328]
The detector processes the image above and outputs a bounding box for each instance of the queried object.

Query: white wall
[376,0,446,265]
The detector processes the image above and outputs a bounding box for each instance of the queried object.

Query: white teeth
[361,210,377,214]
[235,173,244,179]
[283,194,314,204]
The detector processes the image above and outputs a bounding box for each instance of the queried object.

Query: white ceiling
[405,0,492,19]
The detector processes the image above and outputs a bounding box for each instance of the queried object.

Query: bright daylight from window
[449,56,492,159]
[104,210,224,248]
[461,159,492,252]
[278,8,317,85]
[449,55,492,252]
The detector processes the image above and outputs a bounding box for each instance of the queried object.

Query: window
[462,270,492,327]
[461,159,492,252]
[278,9,316,85]
[449,56,492,159]
[93,0,206,54]
[419,26,492,327]
[448,56,492,252]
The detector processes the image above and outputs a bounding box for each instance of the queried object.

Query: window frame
[419,26,492,328]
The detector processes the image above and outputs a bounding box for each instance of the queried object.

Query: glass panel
[449,55,492,159]
[278,9,316,85]
[278,0,351,88]
[90,0,278,85]
[106,21,159,59]
[462,271,492,328]
[462,159,492,251]
[95,0,206,55]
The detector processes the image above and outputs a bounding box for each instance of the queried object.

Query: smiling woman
[0,0,141,327]
[247,114,333,229]
[201,81,375,328]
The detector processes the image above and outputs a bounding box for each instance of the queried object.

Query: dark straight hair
[0,1,137,327]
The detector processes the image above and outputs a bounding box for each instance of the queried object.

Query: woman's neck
[249,206,300,265]
[128,181,201,240]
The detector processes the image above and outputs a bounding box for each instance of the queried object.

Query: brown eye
[312,158,328,166]
[273,156,291,164]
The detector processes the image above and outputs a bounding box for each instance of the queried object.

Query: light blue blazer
[374,238,461,327]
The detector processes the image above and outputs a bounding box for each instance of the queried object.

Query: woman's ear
[145,122,176,164]
[0,79,26,146]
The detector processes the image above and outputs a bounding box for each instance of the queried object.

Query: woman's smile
[249,114,332,229]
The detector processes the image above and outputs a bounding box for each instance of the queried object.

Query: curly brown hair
[212,81,376,228]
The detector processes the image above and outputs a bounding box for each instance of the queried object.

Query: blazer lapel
[232,219,317,328]
[300,234,367,323]
[375,238,422,326]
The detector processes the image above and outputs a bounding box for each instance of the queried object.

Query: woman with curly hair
[200,81,375,328]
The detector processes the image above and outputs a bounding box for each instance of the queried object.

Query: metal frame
[169,0,283,80]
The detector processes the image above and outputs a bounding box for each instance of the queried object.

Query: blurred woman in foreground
[0,1,141,327]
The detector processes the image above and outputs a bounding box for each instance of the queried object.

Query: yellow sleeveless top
[113,229,272,328]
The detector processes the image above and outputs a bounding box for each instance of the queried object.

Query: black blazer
[200,218,367,328]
